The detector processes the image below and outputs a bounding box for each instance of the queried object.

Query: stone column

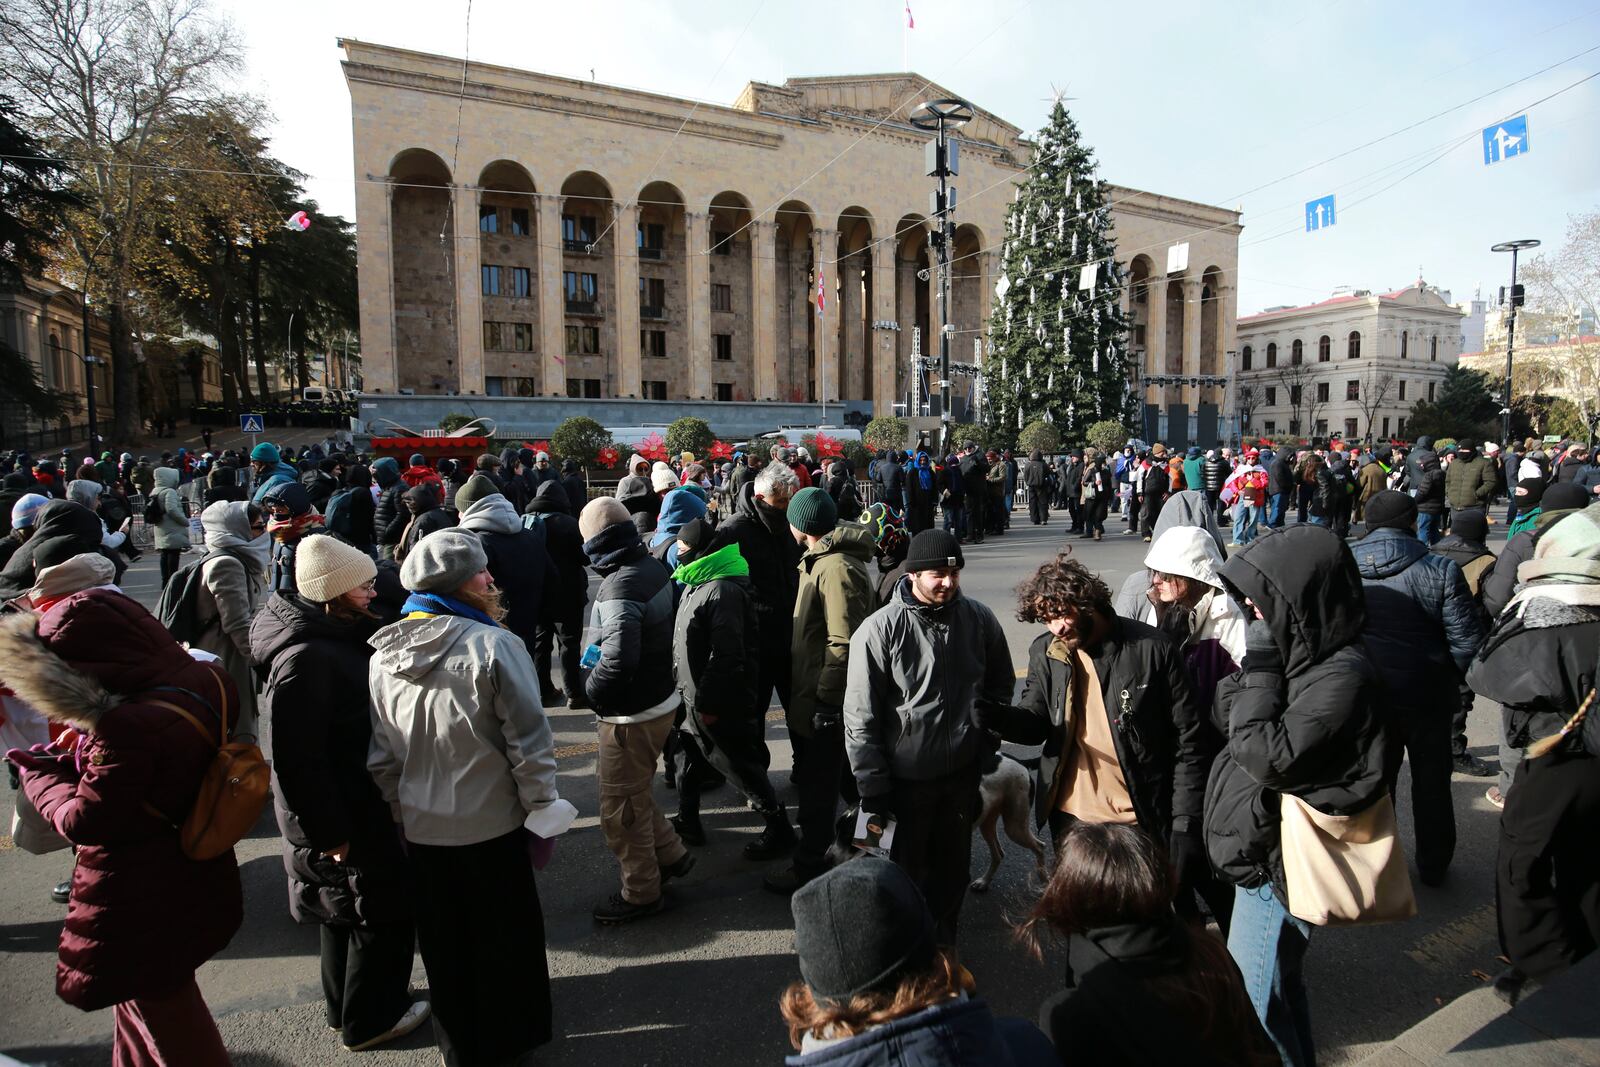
[612,200,640,398]
[842,248,865,402]
[751,219,778,401]
[685,211,712,399]
[976,251,998,350]
[536,194,566,396]
[1219,282,1237,417]
[897,257,919,411]
[1182,276,1203,430]
[871,240,897,414]
[453,184,482,394]
[355,180,398,393]
[1143,273,1167,416]
[810,228,837,406]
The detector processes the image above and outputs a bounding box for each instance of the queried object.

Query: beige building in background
[341,40,1241,428]
[1236,280,1465,443]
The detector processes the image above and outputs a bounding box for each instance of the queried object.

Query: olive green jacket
[788,522,877,738]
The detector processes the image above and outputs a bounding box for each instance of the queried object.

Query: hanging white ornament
[1021,256,1031,275]
[1063,326,1070,351]
[1071,232,1078,257]
[1056,307,1064,324]
[1045,270,1055,281]
[1057,207,1066,241]
[1018,408,1024,429]
[1029,286,1037,305]
[1092,347,1100,373]
[1068,402,1076,428]
[995,273,1011,300]
[1075,190,1082,212]
[1044,409,1053,423]
[1001,358,1007,378]
[1037,201,1049,222]
[1047,370,1054,391]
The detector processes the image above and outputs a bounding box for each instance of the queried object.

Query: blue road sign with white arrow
[1482,115,1529,165]
[240,413,264,434]
[1305,195,1336,232]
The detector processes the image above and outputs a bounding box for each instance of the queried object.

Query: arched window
[1266,342,1278,368]
[1347,331,1361,359]
[1318,335,1331,362]
[1430,335,1438,361]
[1241,344,1253,370]
[1400,330,1409,358]
[1291,339,1303,365]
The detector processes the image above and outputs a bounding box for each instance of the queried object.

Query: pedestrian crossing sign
[240,414,264,433]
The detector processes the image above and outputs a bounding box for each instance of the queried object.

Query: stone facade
[342,41,1241,421]
[1236,281,1465,443]
[0,277,114,447]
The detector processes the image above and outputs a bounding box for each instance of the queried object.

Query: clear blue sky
[228,0,1600,315]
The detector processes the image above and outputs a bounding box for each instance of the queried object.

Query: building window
[1134,325,1146,347]
[638,223,665,259]
[1290,384,1302,406]
[1345,418,1359,439]
[509,208,530,236]
[1382,416,1391,437]
[1318,334,1331,362]
[564,271,599,313]
[1266,342,1277,368]
[481,265,502,296]
[1400,330,1409,358]
[1346,379,1360,401]
[1265,386,1277,406]
[1291,339,1303,365]
[483,321,533,352]
[1347,331,1361,359]
[642,329,667,358]
[712,230,733,255]
[1264,420,1277,435]
[642,379,667,400]
[714,334,733,361]
[1315,418,1328,436]
[1398,416,1407,437]
[711,283,733,312]
[640,276,666,318]
[562,214,598,250]
[478,206,499,233]
[1398,380,1407,401]
[1428,381,1436,402]
[1241,345,1252,370]
[714,382,733,401]
[1316,381,1329,402]
[565,325,600,355]
[510,267,531,298]
[1429,335,1438,361]
[485,375,538,397]
[566,377,601,398]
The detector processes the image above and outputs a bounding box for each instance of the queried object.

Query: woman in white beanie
[250,534,430,1053]
[184,500,271,741]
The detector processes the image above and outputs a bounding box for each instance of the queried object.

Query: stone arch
[774,200,816,403]
[708,191,756,401]
[558,171,615,395]
[389,149,457,394]
[475,160,540,398]
[895,214,931,413]
[833,207,874,404]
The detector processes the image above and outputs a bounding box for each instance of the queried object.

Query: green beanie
[250,442,280,464]
[787,486,837,537]
[454,473,501,513]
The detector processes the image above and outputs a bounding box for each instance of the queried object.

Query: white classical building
[1235,280,1465,443]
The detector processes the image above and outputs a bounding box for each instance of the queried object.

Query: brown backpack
[141,667,271,861]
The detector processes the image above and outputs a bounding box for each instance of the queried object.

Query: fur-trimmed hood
[0,611,117,730]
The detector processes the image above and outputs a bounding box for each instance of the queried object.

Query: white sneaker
[343,999,431,1051]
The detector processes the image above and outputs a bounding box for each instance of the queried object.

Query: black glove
[860,794,894,822]
[974,697,1027,737]
[811,702,843,732]
[1168,830,1209,885]
[1242,619,1283,674]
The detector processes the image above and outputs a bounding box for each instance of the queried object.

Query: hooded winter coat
[459,493,557,654]
[786,996,1055,1067]
[1204,526,1388,891]
[0,499,126,601]
[1134,526,1249,705]
[151,466,190,550]
[671,544,759,722]
[844,579,1015,799]
[366,608,574,847]
[614,455,652,500]
[525,480,589,612]
[191,501,271,735]
[300,466,339,511]
[1413,454,1446,516]
[712,480,804,686]
[1480,500,1591,618]
[560,470,588,517]
[788,523,878,738]
[1353,527,1485,711]
[397,483,453,561]
[252,592,410,926]
[372,458,407,549]
[1405,436,1437,490]
[0,470,30,536]
[581,521,677,719]
[0,589,242,1010]
[1112,491,1227,619]
[336,465,378,550]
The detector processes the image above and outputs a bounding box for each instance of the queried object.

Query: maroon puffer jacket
[0,588,243,1011]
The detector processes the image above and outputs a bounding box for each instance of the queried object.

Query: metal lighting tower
[909,97,972,456]
[1491,238,1540,446]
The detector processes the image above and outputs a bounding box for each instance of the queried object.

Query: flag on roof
[905,2,914,29]
[817,268,826,317]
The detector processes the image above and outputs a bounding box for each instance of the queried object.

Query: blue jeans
[1416,512,1440,545]
[1229,883,1314,1067]
[1233,504,1261,545]
[1268,492,1287,527]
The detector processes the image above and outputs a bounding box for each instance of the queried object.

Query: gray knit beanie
[400,528,487,593]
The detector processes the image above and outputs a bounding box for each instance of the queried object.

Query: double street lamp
[909,97,973,456]
[1491,238,1540,447]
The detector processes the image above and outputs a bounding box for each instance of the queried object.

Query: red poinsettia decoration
[709,440,733,461]
[596,445,620,469]
[637,431,669,463]
[811,432,844,459]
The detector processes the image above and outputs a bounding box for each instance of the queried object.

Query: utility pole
[80,290,98,453]
[1491,239,1540,446]
[910,98,972,456]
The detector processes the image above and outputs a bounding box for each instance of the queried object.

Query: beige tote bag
[1280,792,1417,927]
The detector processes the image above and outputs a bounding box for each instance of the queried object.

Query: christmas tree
[983,100,1136,440]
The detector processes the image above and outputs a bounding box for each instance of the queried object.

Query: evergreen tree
[983,101,1135,441]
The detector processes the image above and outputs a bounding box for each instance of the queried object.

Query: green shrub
[863,415,910,452]
[1085,419,1129,455]
[438,412,474,433]
[665,416,715,459]
[550,416,613,468]
[1017,419,1061,454]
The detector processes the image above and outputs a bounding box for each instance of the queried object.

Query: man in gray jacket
[843,529,1015,944]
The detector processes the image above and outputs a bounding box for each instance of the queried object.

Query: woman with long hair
[1017,822,1278,1066]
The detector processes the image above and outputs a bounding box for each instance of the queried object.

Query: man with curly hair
[976,550,1209,920]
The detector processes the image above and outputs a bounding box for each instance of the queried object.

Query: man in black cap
[1354,490,1485,885]
[843,529,1014,944]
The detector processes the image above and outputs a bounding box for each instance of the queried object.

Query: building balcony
[563,239,597,254]
[640,306,667,321]
[638,247,664,261]
[565,300,600,316]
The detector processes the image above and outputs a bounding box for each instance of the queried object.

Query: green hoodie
[673,542,748,587]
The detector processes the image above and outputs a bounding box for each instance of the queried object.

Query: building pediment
[736,73,1023,150]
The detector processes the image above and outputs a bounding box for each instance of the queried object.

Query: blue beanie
[251,442,281,463]
[11,493,49,530]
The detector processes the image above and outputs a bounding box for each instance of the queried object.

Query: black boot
[743,810,797,860]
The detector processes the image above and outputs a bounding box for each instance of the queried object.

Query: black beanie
[674,517,716,562]
[1541,481,1588,513]
[1451,508,1488,545]
[904,529,964,572]
[791,857,936,1002]
[1363,490,1417,533]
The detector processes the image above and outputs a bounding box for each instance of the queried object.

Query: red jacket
[400,464,443,490]
[0,589,242,1011]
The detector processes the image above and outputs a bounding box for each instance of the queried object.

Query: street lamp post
[1491,238,1540,447]
[909,97,973,456]
[79,290,98,453]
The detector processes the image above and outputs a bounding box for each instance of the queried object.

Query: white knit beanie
[294,534,377,603]
[651,467,679,493]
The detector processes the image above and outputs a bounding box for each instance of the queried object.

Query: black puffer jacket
[459,494,557,654]
[710,481,802,679]
[1204,525,1388,891]
[581,521,676,717]
[672,566,759,721]
[1468,597,1600,759]
[1413,455,1446,516]
[251,592,409,927]
[372,461,407,549]
[525,480,588,613]
[0,500,125,601]
[560,472,588,517]
[1001,616,1205,839]
[1201,454,1227,492]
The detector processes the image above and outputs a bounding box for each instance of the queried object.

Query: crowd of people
[0,427,1597,1067]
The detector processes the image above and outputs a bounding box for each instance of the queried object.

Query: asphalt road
[0,506,1512,1066]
